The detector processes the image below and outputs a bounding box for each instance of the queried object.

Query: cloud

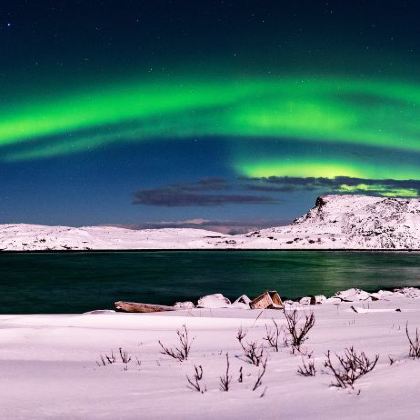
[133,175,420,209]
[133,178,276,207]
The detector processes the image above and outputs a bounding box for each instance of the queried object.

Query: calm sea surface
[1,251,420,314]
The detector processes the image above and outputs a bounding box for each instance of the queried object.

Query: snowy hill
[237,195,420,249]
[0,224,228,251]
[2,195,420,250]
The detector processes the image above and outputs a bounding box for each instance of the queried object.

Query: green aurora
[236,158,420,180]
[4,0,420,228]
[337,183,418,198]
[1,76,420,151]
[2,75,420,197]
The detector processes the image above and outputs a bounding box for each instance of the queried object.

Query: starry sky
[2,1,420,232]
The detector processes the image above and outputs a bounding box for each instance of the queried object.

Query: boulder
[333,288,372,302]
[299,296,311,305]
[394,287,420,299]
[310,295,326,305]
[232,295,251,309]
[174,301,195,309]
[197,293,231,308]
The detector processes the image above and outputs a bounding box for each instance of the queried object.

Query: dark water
[1,251,420,314]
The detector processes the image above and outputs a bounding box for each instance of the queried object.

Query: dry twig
[406,323,420,358]
[159,325,193,362]
[186,365,206,393]
[236,327,265,366]
[219,353,232,391]
[283,310,315,352]
[263,319,282,352]
[252,357,268,391]
[297,356,316,376]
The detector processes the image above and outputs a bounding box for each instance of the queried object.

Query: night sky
[2,1,420,232]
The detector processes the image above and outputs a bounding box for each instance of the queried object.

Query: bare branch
[238,366,243,383]
[159,325,193,362]
[283,310,315,353]
[118,347,132,371]
[263,319,282,352]
[219,353,232,392]
[406,323,420,358]
[186,365,206,393]
[119,347,132,364]
[236,326,247,342]
[97,350,116,366]
[236,327,265,366]
[324,347,379,389]
[297,357,316,376]
[252,357,268,391]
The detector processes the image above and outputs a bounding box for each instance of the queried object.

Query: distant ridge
[244,195,420,249]
[2,195,420,250]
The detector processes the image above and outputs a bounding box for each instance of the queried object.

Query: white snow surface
[3,194,420,250]
[2,289,420,419]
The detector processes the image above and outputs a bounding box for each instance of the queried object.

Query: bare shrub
[186,365,206,393]
[243,342,265,366]
[263,319,282,352]
[406,323,420,358]
[284,310,315,353]
[96,350,116,366]
[297,356,316,376]
[236,326,247,342]
[238,366,243,383]
[159,325,193,362]
[252,357,268,391]
[119,347,132,363]
[236,327,265,366]
[324,347,379,388]
[119,347,132,370]
[219,353,232,392]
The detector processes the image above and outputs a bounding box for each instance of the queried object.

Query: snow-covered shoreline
[3,194,420,250]
[2,287,420,419]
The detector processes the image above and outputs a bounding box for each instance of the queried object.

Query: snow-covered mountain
[2,194,420,250]
[238,194,420,249]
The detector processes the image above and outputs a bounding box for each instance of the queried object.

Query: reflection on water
[0,251,420,314]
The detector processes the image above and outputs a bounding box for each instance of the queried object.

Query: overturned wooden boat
[250,291,283,310]
[114,300,176,313]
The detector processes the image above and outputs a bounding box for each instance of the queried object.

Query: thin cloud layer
[133,178,276,207]
[133,175,420,209]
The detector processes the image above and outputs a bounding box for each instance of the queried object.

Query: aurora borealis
[2,1,420,229]
[4,76,420,158]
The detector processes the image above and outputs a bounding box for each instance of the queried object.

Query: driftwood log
[114,301,176,313]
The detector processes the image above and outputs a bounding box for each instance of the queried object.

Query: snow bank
[2,288,420,419]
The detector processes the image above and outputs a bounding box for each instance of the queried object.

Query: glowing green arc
[3,76,420,160]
